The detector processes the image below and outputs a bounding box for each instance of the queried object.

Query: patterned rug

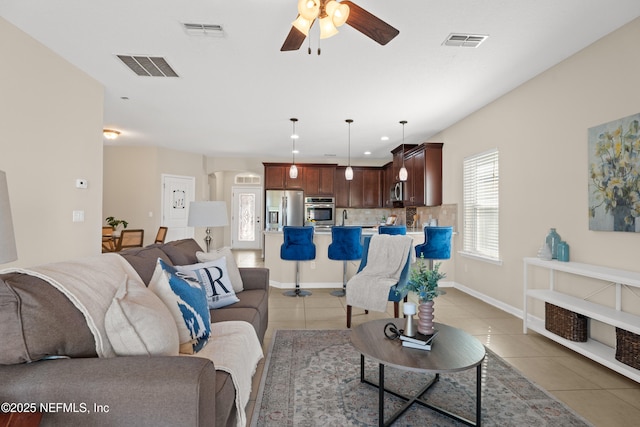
[251,329,593,427]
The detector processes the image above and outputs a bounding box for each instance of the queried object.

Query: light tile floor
[234,250,640,426]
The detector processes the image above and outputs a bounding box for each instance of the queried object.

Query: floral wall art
[588,112,640,232]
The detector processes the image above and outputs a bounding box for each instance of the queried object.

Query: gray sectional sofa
[0,238,269,427]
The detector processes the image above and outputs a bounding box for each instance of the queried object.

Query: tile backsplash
[341,204,457,232]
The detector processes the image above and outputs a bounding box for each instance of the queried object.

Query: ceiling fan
[281,0,399,53]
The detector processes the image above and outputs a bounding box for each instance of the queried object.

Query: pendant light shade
[345,166,353,180]
[345,119,354,181]
[399,120,408,182]
[289,118,299,179]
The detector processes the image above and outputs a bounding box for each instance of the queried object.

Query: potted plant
[105,216,128,235]
[405,257,446,335]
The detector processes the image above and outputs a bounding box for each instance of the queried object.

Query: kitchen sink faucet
[342,209,348,226]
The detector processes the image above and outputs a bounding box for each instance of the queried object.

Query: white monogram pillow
[176,257,240,309]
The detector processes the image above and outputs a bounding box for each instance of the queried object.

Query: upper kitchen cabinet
[304,165,336,196]
[382,162,394,207]
[334,167,350,207]
[334,166,383,208]
[391,144,417,182]
[263,163,305,190]
[402,143,443,207]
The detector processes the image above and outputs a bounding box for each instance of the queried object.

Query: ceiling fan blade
[342,1,399,45]
[281,26,307,51]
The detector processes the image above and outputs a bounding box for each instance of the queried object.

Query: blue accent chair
[328,226,363,297]
[346,235,412,328]
[414,226,453,269]
[280,226,316,297]
[378,225,407,235]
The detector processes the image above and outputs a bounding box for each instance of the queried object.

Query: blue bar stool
[328,226,363,297]
[280,226,316,297]
[414,226,453,269]
[378,225,407,235]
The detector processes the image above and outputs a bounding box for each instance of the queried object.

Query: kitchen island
[264,227,425,290]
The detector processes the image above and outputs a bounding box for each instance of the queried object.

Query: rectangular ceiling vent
[116,55,179,77]
[443,33,488,48]
[182,23,225,37]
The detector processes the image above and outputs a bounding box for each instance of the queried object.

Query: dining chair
[154,226,168,244]
[101,226,116,253]
[115,229,145,251]
[346,234,412,328]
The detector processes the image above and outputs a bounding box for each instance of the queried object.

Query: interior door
[161,174,195,242]
[231,186,262,249]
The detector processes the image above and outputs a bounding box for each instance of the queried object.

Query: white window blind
[463,149,499,261]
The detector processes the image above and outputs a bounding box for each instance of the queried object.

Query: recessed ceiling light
[292,149,300,154]
[364,151,371,155]
[381,136,389,141]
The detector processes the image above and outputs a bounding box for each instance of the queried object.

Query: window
[463,149,500,262]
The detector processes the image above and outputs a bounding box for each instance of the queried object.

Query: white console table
[523,257,640,383]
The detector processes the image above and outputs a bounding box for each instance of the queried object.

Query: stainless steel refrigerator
[265,190,304,230]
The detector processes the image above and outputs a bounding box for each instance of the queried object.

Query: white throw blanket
[187,321,263,427]
[346,234,413,312]
[0,253,141,357]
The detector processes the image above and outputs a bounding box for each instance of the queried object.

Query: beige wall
[0,17,104,267]
[436,17,640,314]
[103,145,208,246]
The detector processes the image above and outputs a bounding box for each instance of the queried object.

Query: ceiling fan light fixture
[326,1,350,27]
[103,129,120,139]
[298,0,320,20]
[319,15,339,39]
[292,15,313,36]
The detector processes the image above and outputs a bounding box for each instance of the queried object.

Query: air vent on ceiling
[116,55,179,77]
[183,23,225,37]
[443,33,488,48]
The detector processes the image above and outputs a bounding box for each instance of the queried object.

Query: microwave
[390,182,403,202]
[304,197,335,227]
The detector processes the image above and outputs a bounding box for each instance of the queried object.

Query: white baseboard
[450,281,524,320]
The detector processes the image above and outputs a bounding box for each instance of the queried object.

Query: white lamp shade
[399,166,408,181]
[326,1,350,27]
[292,15,313,36]
[289,164,298,179]
[319,15,339,39]
[0,170,17,264]
[403,302,416,315]
[298,0,320,20]
[345,166,353,181]
[187,201,228,228]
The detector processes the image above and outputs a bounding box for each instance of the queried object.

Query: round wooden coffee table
[351,318,486,427]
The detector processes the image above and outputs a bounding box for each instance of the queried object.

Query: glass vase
[545,228,561,259]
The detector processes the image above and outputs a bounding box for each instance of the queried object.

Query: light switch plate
[72,210,85,222]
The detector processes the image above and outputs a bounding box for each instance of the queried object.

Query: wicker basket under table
[615,328,640,370]
[544,302,588,342]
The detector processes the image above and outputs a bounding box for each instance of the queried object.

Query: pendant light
[345,119,354,180]
[399,120,408,182]
[289,118,299,179]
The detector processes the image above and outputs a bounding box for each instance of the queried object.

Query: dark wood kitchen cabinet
[263,163,305,190]
[334,167,350,207]
[304,165,336,196]
[334,166,383,208]
[391,144,417,182]
[402,143,443,207]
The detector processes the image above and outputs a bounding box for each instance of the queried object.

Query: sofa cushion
[105,275,180,356]
[160,239,203,266]
[0,272,96,364]
[196,248,244,293]
[118,245,173,285]
[176,257,240,309]
[149,258,211,354]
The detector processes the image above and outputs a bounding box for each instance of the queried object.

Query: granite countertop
[264,226,424,235]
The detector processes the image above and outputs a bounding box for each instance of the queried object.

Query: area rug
[251,329,593,427]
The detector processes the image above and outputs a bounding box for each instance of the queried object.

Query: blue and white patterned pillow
[177,257,240,309]
[149,258,211,354]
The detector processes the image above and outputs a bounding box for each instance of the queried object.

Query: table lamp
[187,201,228,252]
[0,170,17,264]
